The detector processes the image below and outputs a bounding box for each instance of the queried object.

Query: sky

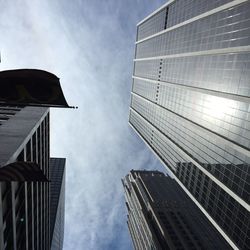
[0,0,167,249]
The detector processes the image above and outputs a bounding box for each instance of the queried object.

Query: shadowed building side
[50,158,66,250]
[122,170,230,250]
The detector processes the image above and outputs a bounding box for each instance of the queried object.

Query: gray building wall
[0,106,50,249]
[129,1,250,249]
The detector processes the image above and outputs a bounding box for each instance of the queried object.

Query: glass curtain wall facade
[0,106,50,249]
[129,1,250,249]
[122,170,230,250]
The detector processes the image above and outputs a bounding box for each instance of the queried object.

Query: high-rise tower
[0,106,50,249]
[129,1,250,249]
[122,170,230,249]
[0,106,65,249]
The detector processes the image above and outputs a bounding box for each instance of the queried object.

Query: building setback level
[129,1,250,249]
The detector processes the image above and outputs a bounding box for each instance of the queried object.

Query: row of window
[131,96,250,202]
[134,51,250,97]
[137,7,167,41]
[136,1,250,59]
[132,75,250,150]
[130,111,249,249]
[177,163,250,249]
[137,0,232,42]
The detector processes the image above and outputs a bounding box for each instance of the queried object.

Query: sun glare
[204,95,234,121]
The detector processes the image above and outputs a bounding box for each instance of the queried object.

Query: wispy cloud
[0,0,166,249]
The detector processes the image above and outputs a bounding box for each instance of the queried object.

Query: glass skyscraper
[129,1,250,249]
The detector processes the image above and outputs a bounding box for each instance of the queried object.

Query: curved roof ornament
[0,69,73,108]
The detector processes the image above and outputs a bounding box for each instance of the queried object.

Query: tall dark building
[50,158,66,250]
[0,106,65,249]
[122,170,230,249]
[129,1,250,249]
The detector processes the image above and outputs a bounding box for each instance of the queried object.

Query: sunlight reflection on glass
[204,95,235,122]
